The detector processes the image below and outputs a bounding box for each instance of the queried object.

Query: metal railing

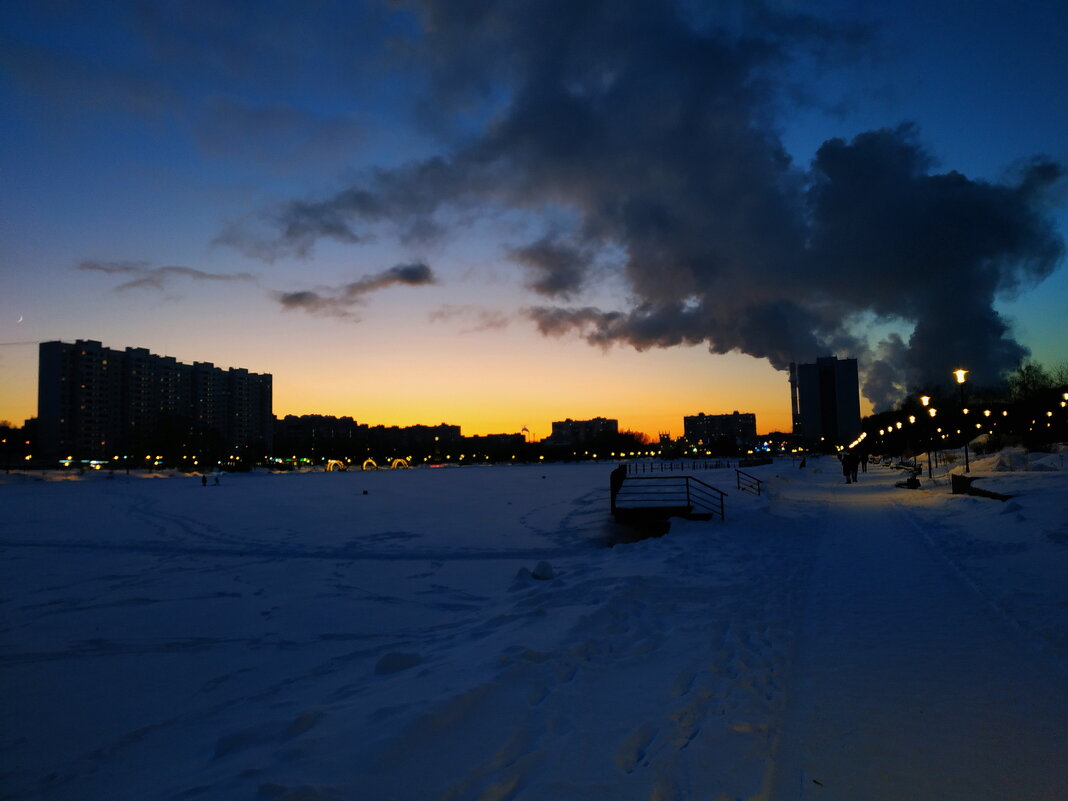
[627,460,732,474]
[735,468,763,496]
[613,474,727,521]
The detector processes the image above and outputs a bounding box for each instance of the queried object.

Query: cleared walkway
[770,470,1068,800]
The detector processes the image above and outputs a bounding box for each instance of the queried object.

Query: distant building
[273,415,525,462]
[464,433,525,459]
[683,411,757,448]
[789,356,861,445]
[37,339,272,461]
[366,423,462,456]
[274,414,363,458]
[547,417,618,446]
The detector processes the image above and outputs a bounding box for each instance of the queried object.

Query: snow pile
[977,445,1066,472]
[1,458,1066,800]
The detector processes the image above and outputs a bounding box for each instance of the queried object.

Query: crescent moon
[16,315,23,324]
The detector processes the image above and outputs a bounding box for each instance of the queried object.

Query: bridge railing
[613,474,727,521]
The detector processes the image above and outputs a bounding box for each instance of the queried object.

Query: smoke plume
[236,0,1066,407]
[273,262,436,319]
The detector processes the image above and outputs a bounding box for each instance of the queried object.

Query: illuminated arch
[325,459,347,472]
[362,458,378,471]
[390,458,410,470]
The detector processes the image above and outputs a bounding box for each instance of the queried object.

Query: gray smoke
[274,262,436,319]
[235,0,1065,408]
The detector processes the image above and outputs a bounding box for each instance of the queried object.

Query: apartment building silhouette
[789,355,861,445]
[37,339,272,461]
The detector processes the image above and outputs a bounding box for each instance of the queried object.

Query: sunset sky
[2,0,1066,438]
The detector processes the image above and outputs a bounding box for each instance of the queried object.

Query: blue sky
[2,0,1066,436]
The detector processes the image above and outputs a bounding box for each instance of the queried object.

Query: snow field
[1,455,1066,800]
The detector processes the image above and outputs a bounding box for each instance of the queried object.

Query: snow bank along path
[1,458,1066,800]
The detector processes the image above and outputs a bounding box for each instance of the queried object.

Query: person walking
[842,451,859,484]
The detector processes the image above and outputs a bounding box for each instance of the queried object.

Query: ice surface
[1,457,1066,800]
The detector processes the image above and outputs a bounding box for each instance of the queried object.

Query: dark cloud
[803,126,1064,405]
[508,236,592,298]
[274,262,437,319]
[76,260,254,291]
[228,0,1063,407]
[220,157,474,260]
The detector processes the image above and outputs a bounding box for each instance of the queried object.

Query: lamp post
[920,395,933,478]
[954,369,970,473]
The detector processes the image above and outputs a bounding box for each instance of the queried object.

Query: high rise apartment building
[37,339,272,460]
[789,355,861,445]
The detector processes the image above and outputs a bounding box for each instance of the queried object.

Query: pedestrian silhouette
[842,451,860,484]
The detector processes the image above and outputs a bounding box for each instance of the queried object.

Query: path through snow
[769,472,1068,801]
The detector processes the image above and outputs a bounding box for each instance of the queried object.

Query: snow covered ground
[1,454,1066,800]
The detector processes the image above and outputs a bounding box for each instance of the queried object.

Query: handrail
[686,475,727,521]
[614,474,727,521]
[627,460,732,474]
[735,468,762,496]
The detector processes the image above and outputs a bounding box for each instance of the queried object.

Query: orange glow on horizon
[0,330,871,440]
[267,338,802,439]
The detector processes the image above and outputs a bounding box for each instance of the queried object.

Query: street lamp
[917,396,934,478]
[954,368,970,473]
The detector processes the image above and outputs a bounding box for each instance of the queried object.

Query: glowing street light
[954,368,970,473]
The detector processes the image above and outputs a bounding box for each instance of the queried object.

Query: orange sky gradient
[0,327,820,440]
